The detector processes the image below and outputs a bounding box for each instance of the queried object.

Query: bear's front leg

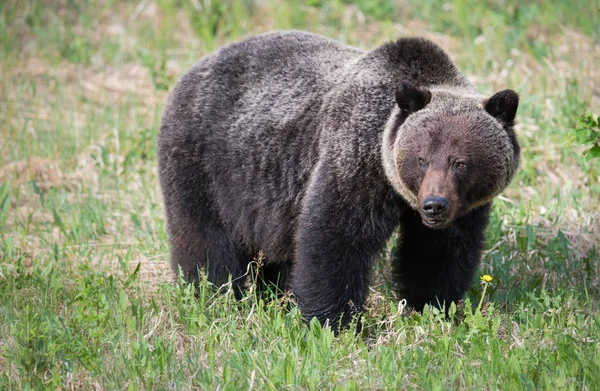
[292,163,398,332]
[392,203,492,311]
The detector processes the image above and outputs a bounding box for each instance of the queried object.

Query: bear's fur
[158,31,520,330]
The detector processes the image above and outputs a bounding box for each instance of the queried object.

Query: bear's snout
[417,168,459,228]
[420,196,452,228]
[422,196,450,217]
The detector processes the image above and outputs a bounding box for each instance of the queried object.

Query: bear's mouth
[421,217,450,229]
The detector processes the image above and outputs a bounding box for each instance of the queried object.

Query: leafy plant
[573,114,600,159]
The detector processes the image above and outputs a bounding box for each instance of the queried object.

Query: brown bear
[158,31,520,331]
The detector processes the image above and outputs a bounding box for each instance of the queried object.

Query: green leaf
[123,262,141,288]
[584,144,600,159]
[52,208,65,232]
[526,224,535,250]
[101,145,110,167]
[574,113,600,159]
[0,184,10,224]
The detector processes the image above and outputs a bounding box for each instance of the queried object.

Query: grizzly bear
[158,31,520,330]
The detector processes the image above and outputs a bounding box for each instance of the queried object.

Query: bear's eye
[454,161,467,170]
[418,158,427,167]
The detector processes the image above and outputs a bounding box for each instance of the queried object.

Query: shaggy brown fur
[158,31,520,331]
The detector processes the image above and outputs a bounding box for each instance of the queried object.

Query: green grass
[1,0,599,389]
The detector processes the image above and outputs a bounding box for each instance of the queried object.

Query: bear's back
[210,31,363,84]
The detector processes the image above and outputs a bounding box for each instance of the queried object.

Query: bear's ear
[395,81,431,115]
[484,89,519,126]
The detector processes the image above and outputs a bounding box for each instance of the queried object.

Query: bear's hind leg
[159,151,251,298]
[168,217,252,298]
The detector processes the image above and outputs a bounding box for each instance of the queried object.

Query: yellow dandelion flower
[481,274,493,283]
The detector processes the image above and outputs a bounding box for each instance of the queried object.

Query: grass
[1,0,599,389]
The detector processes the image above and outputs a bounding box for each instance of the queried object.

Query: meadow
[0,0,599,389]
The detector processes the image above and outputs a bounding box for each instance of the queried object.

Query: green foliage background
[0,0,599,389]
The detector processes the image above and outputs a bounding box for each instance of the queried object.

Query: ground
[0,0,599,389]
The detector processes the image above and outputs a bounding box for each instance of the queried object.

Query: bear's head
[382,82,520,229]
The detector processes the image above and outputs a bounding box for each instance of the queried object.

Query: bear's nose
[421,196,450,218]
